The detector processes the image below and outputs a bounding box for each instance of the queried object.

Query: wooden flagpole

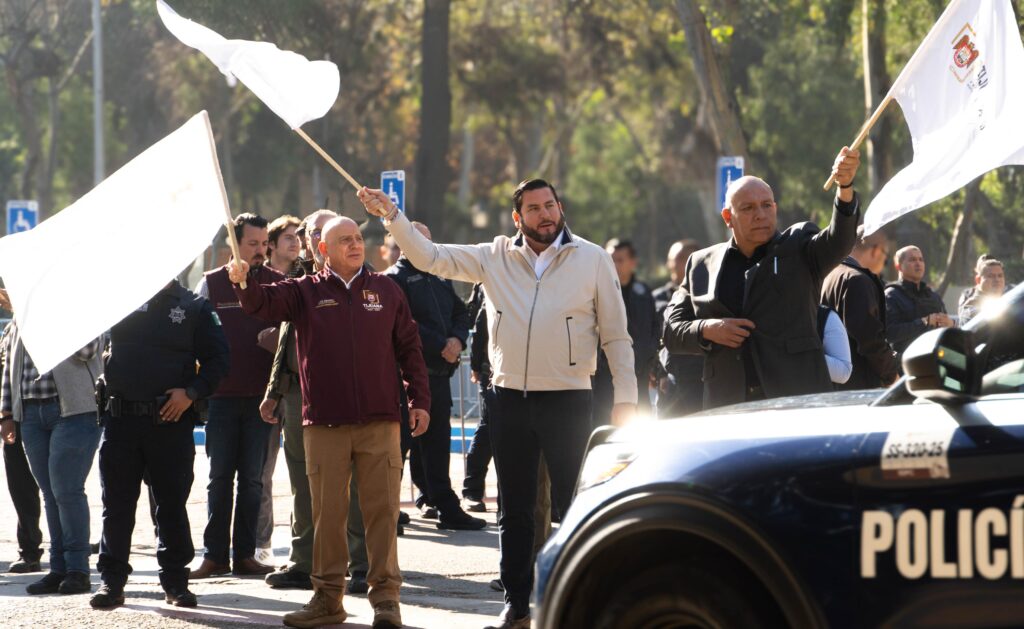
[294,128,363,191]
[821,95,894,191]
[201,111,247,288]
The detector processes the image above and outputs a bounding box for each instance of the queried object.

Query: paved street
[0,429,504,628]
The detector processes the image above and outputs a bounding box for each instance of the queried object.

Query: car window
[981,358,1024,395]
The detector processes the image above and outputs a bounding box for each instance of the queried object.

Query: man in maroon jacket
[192,213,283,579]
[227,216,430,629]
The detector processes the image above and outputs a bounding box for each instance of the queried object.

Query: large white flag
[156,0,340,130]
[0,111,229,374]
[863,0,1024,235]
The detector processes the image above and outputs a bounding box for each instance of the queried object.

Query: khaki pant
[304,421,402,608]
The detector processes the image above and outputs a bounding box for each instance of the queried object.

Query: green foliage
[0,0,1021,284]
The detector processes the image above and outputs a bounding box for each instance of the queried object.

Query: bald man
[227,216,430,629]
[664,149,861,410]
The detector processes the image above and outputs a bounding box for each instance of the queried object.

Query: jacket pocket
[785,335,822,354]
[565,316,577,366]
[492,310,503,346]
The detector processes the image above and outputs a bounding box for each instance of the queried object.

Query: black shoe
[488,578,504,592]
[58,571,92,594]
[26,572,65,595]
[165,586,198,607]
[8,557,41,574]
[346,570,368,595]
[397,523,405,537]
[420,506,438,520]
[90,584,125,609]
[398,510,411,525]
[465,499,487,513]
[265,565,313,590]
[437,509,486,531]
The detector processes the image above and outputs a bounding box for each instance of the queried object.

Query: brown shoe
[232,556,273,576]
[188,558,230,579]
[283,591,347,628]
[372,599,403,628]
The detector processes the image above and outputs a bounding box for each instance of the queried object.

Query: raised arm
[228,260,303,323]
[358,188,488,284]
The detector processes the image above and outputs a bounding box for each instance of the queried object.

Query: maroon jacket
[233,266,430,426]
[206,264,283,398]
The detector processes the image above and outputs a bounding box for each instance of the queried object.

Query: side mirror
[903,328,978,404]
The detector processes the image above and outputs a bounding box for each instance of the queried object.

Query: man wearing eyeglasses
[228,215,430,629]
[821,225,900,389]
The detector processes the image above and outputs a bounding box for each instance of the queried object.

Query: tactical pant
[305,421,402,609]
[97,414,194,591]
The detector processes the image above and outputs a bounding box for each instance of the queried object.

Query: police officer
[90,279,229,610]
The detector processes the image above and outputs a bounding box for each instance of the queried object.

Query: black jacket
[821,257,899,389]
[105,280,229,405]
[664,195,859,410]
[884,280,947,358]
[385,258,471,377]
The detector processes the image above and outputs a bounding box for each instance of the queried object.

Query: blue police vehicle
[535,283,1024,628]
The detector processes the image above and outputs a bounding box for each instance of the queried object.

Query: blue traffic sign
[715,157,745,212]
[380,170,406,215]
[5,200,38,235]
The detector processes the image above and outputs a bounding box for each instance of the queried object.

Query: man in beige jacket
[359,178,637,629]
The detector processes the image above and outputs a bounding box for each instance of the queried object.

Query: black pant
[406,376,461,515]
[490,387,592,613]
[462,383,493,501]
[3,421,42,562]
[97,414,195,591]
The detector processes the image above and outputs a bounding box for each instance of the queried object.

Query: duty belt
[107,396,159,418]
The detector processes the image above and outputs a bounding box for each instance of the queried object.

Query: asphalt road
[0,434,506,628]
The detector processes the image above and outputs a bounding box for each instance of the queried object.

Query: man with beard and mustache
[358,178,637,629]
[190,213,283,579]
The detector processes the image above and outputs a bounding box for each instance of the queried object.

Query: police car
[535,283,1024,629]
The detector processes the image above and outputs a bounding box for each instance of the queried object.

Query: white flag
[863,0,1024,235]
[157,0,340,130]
[0,111,229,374]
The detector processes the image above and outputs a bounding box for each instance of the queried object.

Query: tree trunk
[674,0,748,159]
[935,179,980,298]
[413,0,452,236]
[862,0,892,197]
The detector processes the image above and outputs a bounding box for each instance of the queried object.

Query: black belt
[107,396,160,418]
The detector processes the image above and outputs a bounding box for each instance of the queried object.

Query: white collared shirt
[522,230,564,279]
[329,265,363,289]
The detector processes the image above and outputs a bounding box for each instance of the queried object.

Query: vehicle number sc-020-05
[879,429,955,480]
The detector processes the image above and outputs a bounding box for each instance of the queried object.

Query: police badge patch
[169,306,186,324]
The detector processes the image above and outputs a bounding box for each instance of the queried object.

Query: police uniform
[95,280,228,602]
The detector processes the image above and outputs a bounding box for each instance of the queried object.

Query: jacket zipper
[346,285,361,420]
[521,244,573,397]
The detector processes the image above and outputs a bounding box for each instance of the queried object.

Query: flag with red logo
[863,0,1024,235]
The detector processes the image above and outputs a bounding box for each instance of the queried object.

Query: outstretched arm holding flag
[827,0,1024,234]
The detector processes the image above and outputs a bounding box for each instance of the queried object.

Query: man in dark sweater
[229,215,430,629]
[884,245,954,360]
[821,225,899,389]
[191,213,282,579]
[652,239,703,417]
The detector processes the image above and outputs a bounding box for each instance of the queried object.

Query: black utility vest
[105,282,204,401]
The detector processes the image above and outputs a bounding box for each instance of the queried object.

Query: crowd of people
[0,146,1016,629]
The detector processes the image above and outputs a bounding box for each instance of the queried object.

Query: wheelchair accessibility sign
[6,200,38,235]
